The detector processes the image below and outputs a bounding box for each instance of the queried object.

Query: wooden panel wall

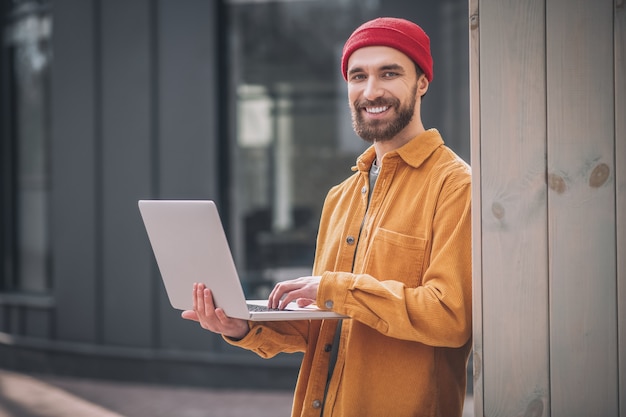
[468,0,483,412]
[546,0,618,415]
[615,1,625,415]
[471,0,624,415]
[473,0,550,415]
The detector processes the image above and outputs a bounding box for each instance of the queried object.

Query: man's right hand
[181,283,250,340]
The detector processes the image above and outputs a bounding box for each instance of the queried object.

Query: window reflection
[2,0,52,292]
[226,0,469,297]
[227,1,377,297]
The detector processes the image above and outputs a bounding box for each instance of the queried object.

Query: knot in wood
[491,202,505,220]
[470,13,479,29]
[548,173,566,194]
[589,163,609,188]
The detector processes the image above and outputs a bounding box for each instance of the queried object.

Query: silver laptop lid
[138,200,251,318]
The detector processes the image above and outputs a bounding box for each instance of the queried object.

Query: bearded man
[183,17,472,417]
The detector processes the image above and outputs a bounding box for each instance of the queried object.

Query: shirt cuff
[221,321,260,348]
[317,271,354,313]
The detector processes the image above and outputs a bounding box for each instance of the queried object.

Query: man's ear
[417,74,429,97]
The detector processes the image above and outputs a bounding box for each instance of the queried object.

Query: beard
[350,84,418,143]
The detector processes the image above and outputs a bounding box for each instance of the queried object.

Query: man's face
[346,46,422,143]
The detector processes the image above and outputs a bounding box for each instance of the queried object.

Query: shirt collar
[352,129,444,172]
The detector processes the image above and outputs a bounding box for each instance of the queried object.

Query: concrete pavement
[0,370,124,417]
[0,368,473,417]
[0,369,293,417]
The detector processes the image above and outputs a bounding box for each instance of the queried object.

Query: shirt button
[361,186,367,194]
[346,236,355,245]
[325,300,334,309]
[324,344,332,352]
[312,400,322,409]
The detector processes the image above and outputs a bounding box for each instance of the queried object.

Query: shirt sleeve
[223,320,311,358]
[316,181,472,348]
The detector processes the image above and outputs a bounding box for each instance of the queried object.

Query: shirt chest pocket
[362,228,427,286]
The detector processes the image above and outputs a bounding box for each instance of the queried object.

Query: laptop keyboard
[247,303,290,312]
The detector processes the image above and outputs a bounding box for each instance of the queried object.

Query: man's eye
[350,74,366,81]
[383,71,398,78]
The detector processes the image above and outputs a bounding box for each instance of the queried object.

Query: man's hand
[181,283,250,340]
[268,275,322,310]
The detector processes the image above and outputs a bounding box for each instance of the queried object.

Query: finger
[268,283,284,309]
[269,280,301,308]
[192,282,198,311]
[196,283,206,315]
[181,310,199,321]
[213,308,230,329]
[279,289,304,310]
[204,288,217,312]
[214,307,228,322]
[296,298,314,308]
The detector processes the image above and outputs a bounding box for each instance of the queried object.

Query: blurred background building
[0,0,470,389]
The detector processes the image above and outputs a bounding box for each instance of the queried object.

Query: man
[182,17,472,417]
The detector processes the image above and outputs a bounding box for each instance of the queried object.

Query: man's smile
[365,105,390,114]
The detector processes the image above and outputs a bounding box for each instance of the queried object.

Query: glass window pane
[226,0,469,297]
[2,1,52,293]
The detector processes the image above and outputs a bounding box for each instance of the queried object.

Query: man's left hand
[268,275,322,310]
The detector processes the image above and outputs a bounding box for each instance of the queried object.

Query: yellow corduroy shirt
[227,129,472,417]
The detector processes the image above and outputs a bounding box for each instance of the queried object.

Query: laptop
[138,200,347,321]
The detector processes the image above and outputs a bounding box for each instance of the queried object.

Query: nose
[363,77,383,101]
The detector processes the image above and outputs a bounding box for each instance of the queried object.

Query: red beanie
[341,17,433,82]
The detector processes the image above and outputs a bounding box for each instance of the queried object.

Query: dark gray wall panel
[50,0,98,343]
[100,0,155,347]
[157,0,219,199]
[156,0,222,351]
[25,309,52,339]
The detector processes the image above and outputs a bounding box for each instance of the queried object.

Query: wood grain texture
[468,0,483,415]
[615,0,626,416]
[476,0,550,415]
[546,0,618,415]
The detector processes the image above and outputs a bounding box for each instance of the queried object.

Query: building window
[225,1,373,296]
[225,0,456,299]
[225,0,469,298]
[1,0,52,293]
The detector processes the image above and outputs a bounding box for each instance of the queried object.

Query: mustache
[354,97,398,108]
